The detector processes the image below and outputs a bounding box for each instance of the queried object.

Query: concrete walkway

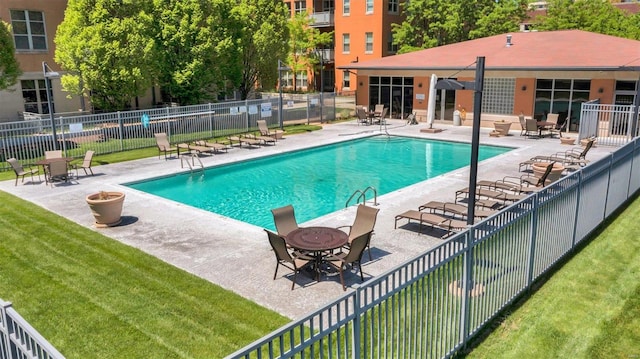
[0,120,612,320]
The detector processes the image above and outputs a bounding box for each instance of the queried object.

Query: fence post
[306,96,310,125]
[571,172,583,248]
[1,301,13,358]
[117,111,124,151]
[60,116,67,157]
[352,286,361,358]
[460,230,474,347]
[208,103,214,138]
[526,194,539,288]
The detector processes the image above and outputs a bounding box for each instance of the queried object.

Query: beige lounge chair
[271,204,299,237]
[265,229,313,290]
[519,139,593,172]
[245,133,276,146]
[337,204,379,261]
[325,232,371,291]
[257,120,284,140]
[177,143,215,156]
[455,187,526,205]
[8,158,40,186]
[72,150,95,176]
[154,133,178,159]
[194,140,229,153]
[418,201,496,220]
[228,135,261,148]
[394,210,467,237]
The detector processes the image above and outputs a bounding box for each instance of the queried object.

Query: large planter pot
[493,122,512,136]
[532,162,565,183]
[86,191,125,228]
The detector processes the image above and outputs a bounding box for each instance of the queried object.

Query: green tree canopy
[286,14,332,92]
[534,0,640,40]
[0,21,22,91]
[232,0,290,99]
[55,0,157,111]
[392,0,528,53]
[152,0,237,105]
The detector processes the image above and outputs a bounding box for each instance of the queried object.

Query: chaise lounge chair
[154,133,178,159]
[257,120,284,140]
[455,187,526,206]
[228,134,261,148]
[194,140,229,153]
[245,133,276,146]
[519,139,593,172]
[394,210,467,237]
[177,143,215,156]
[418,201,497,221]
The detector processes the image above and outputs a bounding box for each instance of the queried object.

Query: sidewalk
[0,120,612,320]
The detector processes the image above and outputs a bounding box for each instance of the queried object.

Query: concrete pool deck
[1,119,613,320]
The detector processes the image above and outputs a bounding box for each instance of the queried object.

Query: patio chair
[154,133,178,160]
[271,204,299,237]
[337,204,379,261]
[374,107,388,125]
[521,138,593,171]
[245,133,276,146]
[325,232,371,291]
[177,143,215,156]
[46,160,71,186]
[394,210,467,237]
[72,150,95,177]
[257,120,284,140]
[45,150,62,159]
[227,134,261,148]
[374,104,384,114]
[455,186,526,205]
[545,113,564,138]
[356,106,369,125]
[518,114,526,136]
[524,118,540,139]
[265,229,313,290]
[8,158,40,186]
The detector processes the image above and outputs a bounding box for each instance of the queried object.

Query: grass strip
[0,190,289,358]
[463,196,640,358]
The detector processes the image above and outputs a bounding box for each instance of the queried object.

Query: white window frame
[21,79,53,114]
[366,0,374,13]
[342,33,350,53]
[365,32,374,53]
[10,10,47,51]
[343,0,350,15]
[343,70,351,89]
[294,1,307,14]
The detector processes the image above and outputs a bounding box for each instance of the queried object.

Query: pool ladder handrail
[180,153,204,173]
[345,186,378,207]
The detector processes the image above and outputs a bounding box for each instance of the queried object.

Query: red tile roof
[342,30,640,71]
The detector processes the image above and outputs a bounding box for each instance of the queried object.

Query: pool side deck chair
[394,210,467,238]
[418,201,497,221]
[194,140,229,153]
[257,120,284,140]
[154,133,179,160]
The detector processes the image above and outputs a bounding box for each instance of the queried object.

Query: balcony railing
[309,11,334,27]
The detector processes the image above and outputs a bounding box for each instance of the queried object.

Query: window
[343,0,350,15]
[342,33,350,53]
[294,1,307,14]
[10,10,47,51]
[365,32,373,53]
[283,72,308,88]
[535,78,591,128]
[387,31,398,53]
[343,70,351,89]
[323,0,334,11]
[388,0,399,13]
[481,78,515,115]
[21,79,53,114]
[366,0,374,13]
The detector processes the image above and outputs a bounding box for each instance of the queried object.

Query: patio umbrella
[427,74,437,129]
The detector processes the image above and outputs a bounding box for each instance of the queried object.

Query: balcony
[317,48,335,63]
[309,11,334,27]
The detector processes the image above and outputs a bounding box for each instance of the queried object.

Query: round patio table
[286,227,348,281]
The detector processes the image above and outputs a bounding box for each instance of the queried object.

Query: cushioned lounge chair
[394,210,467,237]
[8,158,40,186]
[418,201,497,220]
[337,204,379,261]
[271,204,299,237]
[325,232,371,291]
[154,133,178,159]
[265,229,313,290]
[257,120,284,140]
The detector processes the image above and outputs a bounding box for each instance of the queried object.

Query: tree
[152,0,236,105]
[534,0,640,40]
[286,13,332,92]
[0,21,22,91]
[391,0,528,53]
[232,0,290,100]
[55,0,157,111]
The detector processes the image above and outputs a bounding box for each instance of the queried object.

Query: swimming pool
[126,136,511,229]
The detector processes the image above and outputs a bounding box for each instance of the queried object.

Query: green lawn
[463,196,640,358]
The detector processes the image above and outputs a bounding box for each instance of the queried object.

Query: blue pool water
[126,136,510,229]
